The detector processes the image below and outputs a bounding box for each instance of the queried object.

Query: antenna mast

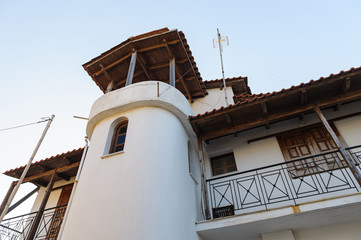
[213,28,229,106]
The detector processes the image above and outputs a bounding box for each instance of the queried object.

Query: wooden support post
[100,64,113,93]
[137,54,153,80]
[197,137,211,219]
[0,181,17,215]
[105,81,114,93]
[125,51,137,86]
[169,58,175,87]
[313,105,361,186]
[27,171,57,240]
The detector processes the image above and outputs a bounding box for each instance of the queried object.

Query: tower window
[109,120,128,153]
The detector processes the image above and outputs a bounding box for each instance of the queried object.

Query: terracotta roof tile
[190,66,361,120]
[3,147,84,175]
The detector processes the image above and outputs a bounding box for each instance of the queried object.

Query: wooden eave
[3,148,84,187]
[204,76,251,96]
[83,28,207,99]
[190,67,361,141]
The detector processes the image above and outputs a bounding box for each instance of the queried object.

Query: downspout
[57,136,89,239]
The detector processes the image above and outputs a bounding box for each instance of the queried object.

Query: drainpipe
[57,136,89,239]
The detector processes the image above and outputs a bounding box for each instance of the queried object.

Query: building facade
[1,28,361,240]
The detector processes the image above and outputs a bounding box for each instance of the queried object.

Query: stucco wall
[61,82,201,240]
[191,87,234,115]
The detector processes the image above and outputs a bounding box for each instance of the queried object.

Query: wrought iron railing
[207,145,361,218]
[0,205,67,240]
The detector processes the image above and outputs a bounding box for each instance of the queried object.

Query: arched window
[109,120,128,153]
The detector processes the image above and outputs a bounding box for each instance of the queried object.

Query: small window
[109,120,128,153]
[211,153,237,176]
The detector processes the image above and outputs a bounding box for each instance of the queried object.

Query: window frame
[211,152,237,176]
[109,120,128,154]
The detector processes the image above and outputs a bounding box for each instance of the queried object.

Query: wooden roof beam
[137,53,155,80]
[35,164,71,181]
[261,102,270,129]
[163,39,193,102]
[225,113,232,127]
[137,39,180,53]
[63,157,72,165]
[22,162,80,183]
[93,52,133,77]
[197,90,361,140]
[334,77,351,111]
[147,58,188,70]
[92,40,181,77]
[299,90,307,119]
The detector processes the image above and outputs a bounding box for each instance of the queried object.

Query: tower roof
[83,28,207,100]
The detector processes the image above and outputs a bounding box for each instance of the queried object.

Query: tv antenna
[213,28,230,106]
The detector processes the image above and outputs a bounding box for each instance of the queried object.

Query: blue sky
[0,0,360,217]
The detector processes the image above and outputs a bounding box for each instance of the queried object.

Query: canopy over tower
[83,28,207,102]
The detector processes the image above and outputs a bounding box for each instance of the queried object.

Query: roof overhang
[190,67,361,141]
[204,76,251,96]
[3,148,84,186]
[83,28,206,100]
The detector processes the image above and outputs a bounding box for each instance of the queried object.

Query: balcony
[207,145,361,219]
[0,205,67,240]
[197,146,361,239]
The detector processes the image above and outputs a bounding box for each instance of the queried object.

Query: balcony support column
[0,181,17,216]
[198,137,211,220]
[313,104,361,186]
[27,170,56,240]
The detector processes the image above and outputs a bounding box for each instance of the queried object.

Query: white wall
[60,82,201,240]
[191,87,234,115]
[293,221,361,240]
[30,178,74,212]
[334,114,361,147]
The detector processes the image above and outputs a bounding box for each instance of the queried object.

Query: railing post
[26,170,56,240]
[313,104,361,186]
[197,137,211,219]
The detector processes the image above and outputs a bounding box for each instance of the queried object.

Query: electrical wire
[0,117,51,132]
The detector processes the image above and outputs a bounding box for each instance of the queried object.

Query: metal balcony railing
[0,205,67,240]
[207,145,361,218]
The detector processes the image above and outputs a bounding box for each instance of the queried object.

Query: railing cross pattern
[214,184,233,207]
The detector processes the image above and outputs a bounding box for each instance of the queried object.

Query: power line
[0,117,51,132]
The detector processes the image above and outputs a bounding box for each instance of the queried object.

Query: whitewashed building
[1,28,361,240]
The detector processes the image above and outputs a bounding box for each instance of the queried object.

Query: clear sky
[0,0,360,217]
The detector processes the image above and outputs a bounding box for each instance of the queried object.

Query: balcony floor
[196,193,361,240]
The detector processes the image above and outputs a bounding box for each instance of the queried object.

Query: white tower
[59,29,205,240]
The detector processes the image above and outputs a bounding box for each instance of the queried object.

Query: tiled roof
[190,66,361,121]
[3,147,84,175]
[204,76,248,85]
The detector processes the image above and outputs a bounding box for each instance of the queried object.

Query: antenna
[213,28,230,106]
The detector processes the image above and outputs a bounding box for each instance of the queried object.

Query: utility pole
[0,115,55,223]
